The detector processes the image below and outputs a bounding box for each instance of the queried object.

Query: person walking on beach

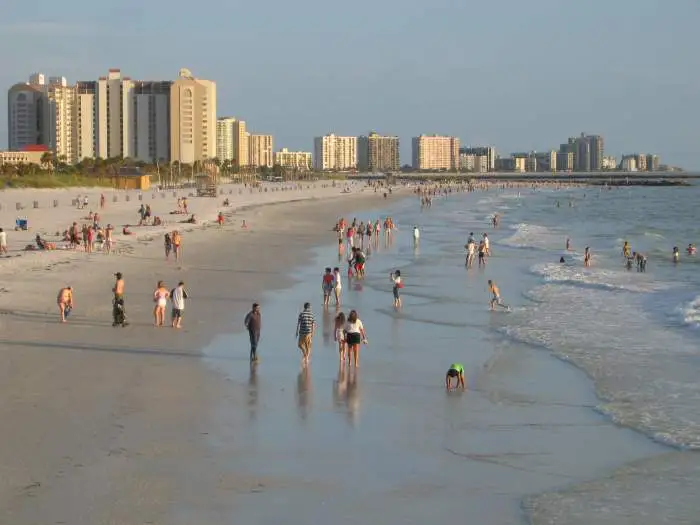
[104,224,114,254]
[333,267,343,306]
[344,310,367,368]
[390,270,403,308]
[172,230,182,261]
[153,281,170,327]
[100,193,105,209]
[170,281,188,329]
[244,302,262,362]
[488,280,509,311]
[296,302,316,366]
[465,238,475,267]
[164,233,172,259]
[112,272,127,326]
[322,267,335,307]
[334,311,347,363]
[0,228,7,255]
[57,286,74,323]
[446,363,466,390]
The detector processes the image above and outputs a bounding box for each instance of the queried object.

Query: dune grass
[0,173,114,189]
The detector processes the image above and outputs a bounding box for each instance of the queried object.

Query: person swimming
[446,363,466,390]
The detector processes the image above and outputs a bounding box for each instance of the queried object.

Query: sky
[1,0,698,168]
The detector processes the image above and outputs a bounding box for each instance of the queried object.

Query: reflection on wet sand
[248,362,259,420]
[296,367,312,421]
[322,308,333,347]
[333,364,361,427]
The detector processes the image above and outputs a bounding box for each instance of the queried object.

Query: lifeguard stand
[195,160,219,197]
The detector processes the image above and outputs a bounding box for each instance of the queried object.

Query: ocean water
[201,185,700,524]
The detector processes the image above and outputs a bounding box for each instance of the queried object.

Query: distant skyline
[1,0,698,168]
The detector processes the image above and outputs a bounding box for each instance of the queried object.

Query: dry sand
[0,181,401,524]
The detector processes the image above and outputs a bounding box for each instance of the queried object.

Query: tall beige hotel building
[357,132,400,172]
[412,134,460,170]
[7,68,216,165]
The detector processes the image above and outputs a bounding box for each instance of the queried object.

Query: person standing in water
[446,363,466,390]
[344,310,367,368]
[584,246,592,267]
[390,270,403,308]
[413,225,420,246]
[673,246,680,263]
[244,302,262,362]
[488,280,509,311]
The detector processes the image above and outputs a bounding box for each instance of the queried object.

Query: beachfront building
[357,132,400,172]
[458,153,488,173]
[248,134,274,168]
[217,117,248,167]
[411,135,459,171]
[170,68,217,165]
[646,154,659,171]
[459,146,496,172]
[533,150,557,172]
[75,81,97,161]
[557,151,574,172]
[132,81,171,163]
[621,156,638,172]
[560,133,605,172]
[313,134,357,171]
[7,80,47,151]
[0,149,45,166]
[45,79,78,164]
[274,148,312,171]
[94,69,136,159]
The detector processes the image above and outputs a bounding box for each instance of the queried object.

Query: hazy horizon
[1,0,698,168]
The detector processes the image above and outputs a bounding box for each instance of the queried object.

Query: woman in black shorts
[344,310,367,368]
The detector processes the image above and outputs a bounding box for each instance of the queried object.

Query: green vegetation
[0,173,114,189]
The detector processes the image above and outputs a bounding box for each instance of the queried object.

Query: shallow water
[200,187,690,524]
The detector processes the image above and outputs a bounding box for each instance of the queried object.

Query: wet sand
[201,191,664,524]
[0,184,395,524]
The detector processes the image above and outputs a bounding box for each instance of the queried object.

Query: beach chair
[15,218,28,231]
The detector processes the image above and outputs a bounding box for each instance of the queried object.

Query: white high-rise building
[216,117,235,161]
[274,148,312,171]
[248,134,273,168]
[313,134,357,170]
[95,69,135,159]
[75,81,97,161]
[45,80,77,163]
[412,135,459,170]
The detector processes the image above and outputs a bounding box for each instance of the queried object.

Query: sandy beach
[0,181,399,524]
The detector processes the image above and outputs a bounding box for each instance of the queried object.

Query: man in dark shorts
[244,302,262,362]
[446,363,465,390]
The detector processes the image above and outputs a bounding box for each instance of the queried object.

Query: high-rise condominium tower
[217,117,248,167]
[411,135,459,170]
[249,134,274,168]
[357,132,400,172]
[313,134,357,170]
[170,68,217,164]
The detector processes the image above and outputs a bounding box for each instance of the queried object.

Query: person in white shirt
[390,270,403,307]
[170,281,189,328]
[333,267,342,306]
[413,226,420,246]
[483,233,490,256]
[344,310,367,368]
[0,228,7,255]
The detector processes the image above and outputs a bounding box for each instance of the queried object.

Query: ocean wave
[500,223,565,251]
[680,295,700,328]
[530,262,669,293]
[503,284,700,450]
